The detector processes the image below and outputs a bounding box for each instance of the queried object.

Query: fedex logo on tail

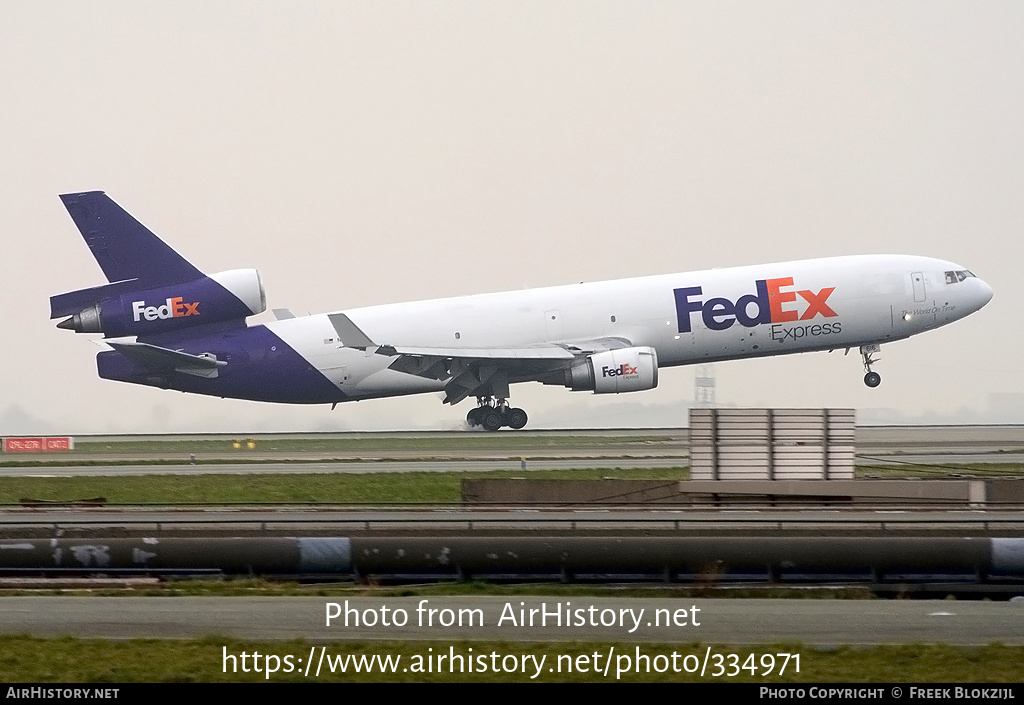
[673,277,836,333]
[131,297,200,322]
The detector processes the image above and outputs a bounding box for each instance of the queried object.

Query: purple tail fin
[59,191,204,286]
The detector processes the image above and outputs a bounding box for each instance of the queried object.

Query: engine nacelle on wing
[565,346,659,394]
[53,269,266,337]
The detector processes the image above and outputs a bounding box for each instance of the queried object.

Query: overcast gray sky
[2,2,1022,433]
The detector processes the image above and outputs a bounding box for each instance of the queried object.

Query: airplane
[50,191,993,431]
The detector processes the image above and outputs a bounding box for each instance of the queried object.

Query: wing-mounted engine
[51,268,266,337]
[563,346,659,393]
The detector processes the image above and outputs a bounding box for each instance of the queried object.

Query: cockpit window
[945,270,975,285]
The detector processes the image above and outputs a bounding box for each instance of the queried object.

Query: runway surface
[1,596,1021,645]
[0,458,686,478]
[3,426,1022,477]
[3,454,1022,478]
[39,425,1024,449]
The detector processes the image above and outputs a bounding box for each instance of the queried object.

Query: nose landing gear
[466,397,529,431]
[860,344,882,388]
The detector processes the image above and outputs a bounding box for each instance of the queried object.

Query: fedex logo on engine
[602,363,639,378]
[131,297,200,322]
[673,277,836,333]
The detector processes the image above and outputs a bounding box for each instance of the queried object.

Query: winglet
[328,313,376,349]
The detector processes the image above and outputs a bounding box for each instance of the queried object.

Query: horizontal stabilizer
[60,191,204,286]
[272,308,296,320]
[107,341,226,379]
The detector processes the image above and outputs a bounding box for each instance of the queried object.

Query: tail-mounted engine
[563,346,659,394]
[51,269,266,337]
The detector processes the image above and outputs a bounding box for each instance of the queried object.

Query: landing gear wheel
[859,344,882,389]
[506,407,528,430]
[467,396,528,431]
[481,409,503,432]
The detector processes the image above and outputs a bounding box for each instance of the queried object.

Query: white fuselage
[264,254,992,402]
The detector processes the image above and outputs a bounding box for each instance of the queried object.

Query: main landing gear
[466,397,528,431]
[860,344,882,388]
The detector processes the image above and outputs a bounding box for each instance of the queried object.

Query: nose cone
[975,278,994,309]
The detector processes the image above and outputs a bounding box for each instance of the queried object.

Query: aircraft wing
[377,336,633,363]
[378,338,635,405]
[376,343,574,362]
[328,312,635,404]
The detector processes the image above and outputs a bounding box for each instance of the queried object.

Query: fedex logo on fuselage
[131,297,200,322]
[673,277,836,333]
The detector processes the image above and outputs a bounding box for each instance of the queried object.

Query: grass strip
[0,468,689,505]
[2,463,1022,505]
